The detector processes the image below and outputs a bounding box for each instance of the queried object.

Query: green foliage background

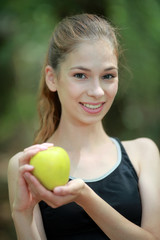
[0,0,159,239]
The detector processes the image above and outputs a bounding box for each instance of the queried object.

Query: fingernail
[54,187,62,194]
[40,146,48,150]
[40,144,53,150]
[28,165,34,169]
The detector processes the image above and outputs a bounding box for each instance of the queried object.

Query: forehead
[61,40,118,70]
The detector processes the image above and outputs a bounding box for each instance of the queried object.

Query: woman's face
[54,40,118,126]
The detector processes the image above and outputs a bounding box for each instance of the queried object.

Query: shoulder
[122,137,159,160]
[122,138,160,176]
[8,152,23,205]
[122,137,159,155]
[8,151,24,188]
[8,152,23,174]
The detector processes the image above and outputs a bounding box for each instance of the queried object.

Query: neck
[48,119,110,152]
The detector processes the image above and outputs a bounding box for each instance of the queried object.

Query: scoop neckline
[69,137,122,183]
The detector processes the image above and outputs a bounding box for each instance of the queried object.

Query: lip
[79,102,105,114]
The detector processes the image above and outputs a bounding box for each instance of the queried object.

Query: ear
[45,65,57,92]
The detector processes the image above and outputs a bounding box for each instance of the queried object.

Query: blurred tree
[104,0,160,146]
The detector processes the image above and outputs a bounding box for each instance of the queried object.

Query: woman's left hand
[23,172,86,208]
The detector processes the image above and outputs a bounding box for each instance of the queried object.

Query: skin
[8,40,160,240]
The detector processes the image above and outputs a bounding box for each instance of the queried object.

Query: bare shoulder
[8,152,23,176]
[122,137,159,159]
[8,152,23,206]
[8,151,24,182]
[122,138,160,176]
[8,152,23,167]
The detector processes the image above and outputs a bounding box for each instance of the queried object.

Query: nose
[87,80,104,98]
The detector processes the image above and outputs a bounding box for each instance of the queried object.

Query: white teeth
[82,103,102,109]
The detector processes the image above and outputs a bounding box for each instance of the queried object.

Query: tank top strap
[112,137,139,181]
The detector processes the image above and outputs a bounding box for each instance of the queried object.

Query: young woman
[8,14,160,240]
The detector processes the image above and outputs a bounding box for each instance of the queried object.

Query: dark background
[0,0,159,239]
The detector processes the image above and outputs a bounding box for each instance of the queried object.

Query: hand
[23,172,86,208]
[13,143,53,212]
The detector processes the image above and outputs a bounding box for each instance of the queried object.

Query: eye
[102,74,114,80]
[74,73,86,79]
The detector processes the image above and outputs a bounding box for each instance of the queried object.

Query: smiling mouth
[80,102,105,109]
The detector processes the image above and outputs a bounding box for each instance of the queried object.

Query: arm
[11,207,44,240]
[76,184,156,240]
[7,144,53,240]
[8,153,41,240]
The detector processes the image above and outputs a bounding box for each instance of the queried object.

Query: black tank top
[39,138,142,240]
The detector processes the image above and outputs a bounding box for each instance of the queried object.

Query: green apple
[30,146,70,190]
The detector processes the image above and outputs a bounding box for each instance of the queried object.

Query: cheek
[106,82,118,99]
[67,83,83,99]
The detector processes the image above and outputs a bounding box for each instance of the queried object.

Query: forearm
[12,209,42,240]
[76,184,156,240]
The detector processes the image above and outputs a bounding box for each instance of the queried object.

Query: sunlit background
[0,0,160,239]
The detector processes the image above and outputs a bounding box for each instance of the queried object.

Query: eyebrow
[70,66,118,71]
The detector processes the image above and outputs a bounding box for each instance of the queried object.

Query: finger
[23,172,43,201]
[19,148,41,166]
[19,164,34,176]
[23,172,54,201]
[15,165,34,196]
[23,173,68,208]
[53,179,85,196]
[19,143,54,166]
[24,143,53,152]
[18,164,34,188]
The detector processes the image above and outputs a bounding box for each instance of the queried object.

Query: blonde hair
[34,13,119,144]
